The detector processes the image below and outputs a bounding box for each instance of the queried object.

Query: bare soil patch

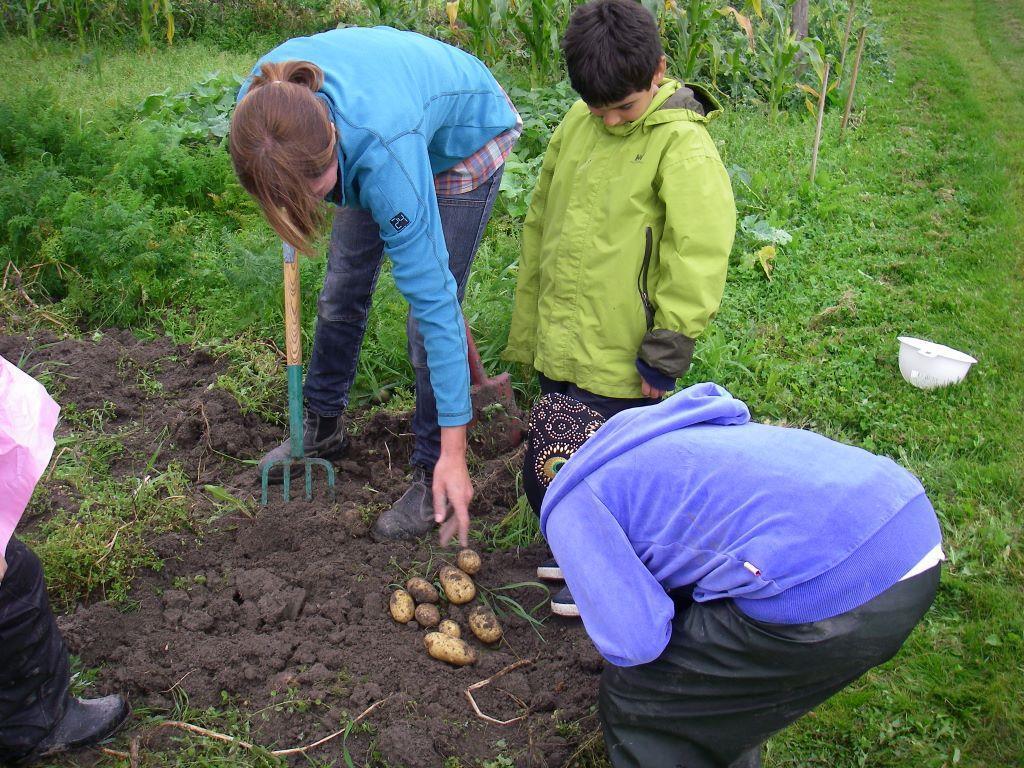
[1,330,601,767]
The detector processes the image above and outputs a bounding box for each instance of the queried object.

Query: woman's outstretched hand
[433,425,473,547]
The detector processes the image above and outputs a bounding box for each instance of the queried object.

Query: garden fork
[260,242,336,504]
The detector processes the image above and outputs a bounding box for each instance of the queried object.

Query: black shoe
[550,585,579,618]
[258,412,348,484]
[536,558,564,581]
[371,467,435,541]
[22,695,129,762]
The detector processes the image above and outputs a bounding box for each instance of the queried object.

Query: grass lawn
[750,1,1024,765]
[1,0,1022,764]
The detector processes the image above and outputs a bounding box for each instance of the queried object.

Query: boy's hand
[0,554,6,584]
[640,380,668,399]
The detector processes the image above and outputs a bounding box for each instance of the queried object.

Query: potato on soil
[405,576,439,604]
[467,604,503,644]
[389,589,415,623]
[439,565,476,605]
[456,548,482,575]
[415,602,441,628]
[438,619,461,639]
[424,632,477,666]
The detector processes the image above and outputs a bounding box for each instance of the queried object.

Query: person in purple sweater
[524,383,943,768]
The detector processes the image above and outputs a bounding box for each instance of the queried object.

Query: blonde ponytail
[249,60,324,92]
[229,60,335,255]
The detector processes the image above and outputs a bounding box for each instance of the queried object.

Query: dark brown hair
[561,0,664,106]
[229,60,336,254]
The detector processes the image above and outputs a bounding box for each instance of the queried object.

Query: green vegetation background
[0,0,1022,765]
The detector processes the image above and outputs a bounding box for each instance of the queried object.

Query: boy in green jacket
[504,0,735,413]
[503,0,736,604]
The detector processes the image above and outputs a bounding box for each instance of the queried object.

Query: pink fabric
[0,355,60,556]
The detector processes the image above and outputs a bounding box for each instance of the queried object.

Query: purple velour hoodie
[539,383,941,667]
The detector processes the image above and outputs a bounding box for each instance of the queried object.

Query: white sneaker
[537,558,564,581]
[550,585,579,618]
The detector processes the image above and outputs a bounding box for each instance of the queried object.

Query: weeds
[478,492,541,551]
[476,580,550,638]
[30,462,193,608]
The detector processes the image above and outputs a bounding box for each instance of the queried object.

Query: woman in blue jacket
[230,27,520,546]
[524,384,943,768]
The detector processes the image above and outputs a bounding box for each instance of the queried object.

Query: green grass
[3,0,1023,764]
[727,1,1023,765]
[23,401,194,610]
[0,38,256,114]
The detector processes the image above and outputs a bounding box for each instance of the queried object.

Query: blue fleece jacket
[540,383,942,667]
[238,27,517,426]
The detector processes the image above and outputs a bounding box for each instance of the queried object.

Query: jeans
[304,166,504,470]
[599,566,940,768]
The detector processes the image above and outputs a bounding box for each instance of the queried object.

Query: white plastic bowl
[897,336,977,390]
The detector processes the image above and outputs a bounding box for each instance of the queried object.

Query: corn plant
[68,0,93,46]
[137,0,174,49]
[752,3,801,114]
[18,0,47,46]
[795,37,839,115]
[513,0,571,87]
[444,0,511,60]
[715,0,817,115]
[361,0,429,31]
[663,0,720,80]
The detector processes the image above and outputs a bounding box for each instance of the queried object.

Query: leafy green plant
[512,0,571,86]
[662,0,720,81]
[448,0,508,60]
[496,81,574,218]
[136,71,242,143]
[497,152,543,218]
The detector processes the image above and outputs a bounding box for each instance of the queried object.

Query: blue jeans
[304,166,504,471]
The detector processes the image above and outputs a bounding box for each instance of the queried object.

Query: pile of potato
[388,548,502,666]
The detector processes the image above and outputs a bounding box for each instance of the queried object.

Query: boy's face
[586,56,668,127]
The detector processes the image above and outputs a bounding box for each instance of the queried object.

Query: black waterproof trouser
[600,566,940,768]
[0,537,70,764]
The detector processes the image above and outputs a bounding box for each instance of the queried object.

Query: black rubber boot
[20,695,129,763]
[371,467,435,541]
[257,411,348,484]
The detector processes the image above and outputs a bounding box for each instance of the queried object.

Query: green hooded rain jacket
[503,79,736,398]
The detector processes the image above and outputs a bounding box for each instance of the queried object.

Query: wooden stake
[839,0,857,76]
[810,62,831,184]
[840,27,868,139]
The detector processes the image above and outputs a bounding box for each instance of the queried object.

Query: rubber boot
[257,411,348,483]
[20,695,129,762]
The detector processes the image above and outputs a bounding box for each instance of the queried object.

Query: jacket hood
[540,382,750,531]
[603,79,723,137]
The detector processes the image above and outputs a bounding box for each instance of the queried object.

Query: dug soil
[0,330,604,768]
